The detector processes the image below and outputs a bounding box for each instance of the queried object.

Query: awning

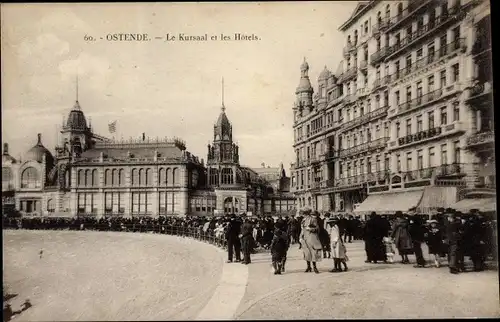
[354,190,424,214]
[416,186,459,214]
[451,198,496,213]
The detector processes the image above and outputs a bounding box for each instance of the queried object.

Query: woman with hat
[299,209,322,273]
[327,216,348,272]
[391,211,413,264]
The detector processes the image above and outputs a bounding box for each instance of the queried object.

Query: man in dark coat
[445,209,464,274]
[226,214,242,263]
[270,219,289,274]
[409,216,427,267]
[240,218,254,264]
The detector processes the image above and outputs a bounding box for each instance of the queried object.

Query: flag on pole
[108,121,117,133]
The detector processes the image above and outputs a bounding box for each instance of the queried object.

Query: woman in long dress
[391,212,413,264]
[299,209,323,273]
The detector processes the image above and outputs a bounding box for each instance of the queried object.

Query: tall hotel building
[291,0,494,214]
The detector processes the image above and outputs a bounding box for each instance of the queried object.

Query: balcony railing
[404,167,435,182]
[435,163,468,177]
[356,86,370,97]
[372,18,389,35]
[339,67,357,83]
[338,137,389,159]
[344,93,356,104]
[386,5,464,60]
[343,42,357,57]
[386,0,432,33]
[370,46,389,65]
[396,88,443,115]
[467,131,494,148]
[321,150,337,160]
[372,75,389,91]
[341,106,388,132]
[467,81,493,105]
[398,127,442,146]
[388,39,466,84]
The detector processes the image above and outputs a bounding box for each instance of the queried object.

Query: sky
[1,1,357,172]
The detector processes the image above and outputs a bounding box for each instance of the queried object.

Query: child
[270,220,289,275]
[424,219,445,268]
[383,237,395,263]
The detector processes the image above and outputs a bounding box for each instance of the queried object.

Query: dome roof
[66,101,88,130]
[319,66,332,80]
[300,59,309,72]
[296,77,313,93]
[2,143,16,163]
[25,133,54,165]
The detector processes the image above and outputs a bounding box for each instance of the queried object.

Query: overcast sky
[1,1,356,172]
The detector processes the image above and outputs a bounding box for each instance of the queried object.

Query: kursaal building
[2,93,295,217]
[291,0,494,215]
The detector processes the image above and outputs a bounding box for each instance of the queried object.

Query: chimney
[37,133,42,145]
[3,143,8,155]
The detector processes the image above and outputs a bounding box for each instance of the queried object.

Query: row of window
[190,197,217,213]
[395,103,460,138]
[76,167,181,187]
[208,168,235,185]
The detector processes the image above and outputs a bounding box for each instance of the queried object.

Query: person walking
[445,209,464,274]
[299,209,323,273]
[270,219,289,275]
[226,214,242,263]
[240,218,254,265]
[409,216,427,268]
[391,212,413,264]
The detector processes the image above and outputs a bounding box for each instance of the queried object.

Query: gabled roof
[339,1,374,31]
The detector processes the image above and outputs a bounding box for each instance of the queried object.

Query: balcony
[359,60,368,73]
[386,0,433,33]
[356,86,370,97]
[467,131,494,150]
[321,150,337,160]
[435,163,468,177]
[338,67,357,83]
[395,88,443,116]
[343,42,357,58]
[372,75,389,91]
[466,82,493,108]
[370,46,389,65]
[338,137,389,159]
[388,39,466,85]
[343,93,356,105]
[398,127,442,147]
[341,106,388,133]
[404,167,435,182]
[372,19,389,36]
[385,5,465,61]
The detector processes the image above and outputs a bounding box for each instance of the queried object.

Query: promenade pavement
[233,240,500,319]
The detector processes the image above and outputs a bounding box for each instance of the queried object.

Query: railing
[404,167,435,182]
[396,88,443,115]
[386,5,464,60]
[372,18,389,35]
[372,75,389,91]
[370,46,389,65]
[338,137,389,159]
[386,0,432,32]
[467,82,493,101]
[321,150,337,160]
[356,87,370,97]
[435,163,468,177]
[398,127,442,146]
[339,67,357,83]
[388,39,466,84]
[343,41,357,57]
[467,131,495,147]
[341,106,388,132]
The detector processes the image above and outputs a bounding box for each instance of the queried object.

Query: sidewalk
[233,241,500,319]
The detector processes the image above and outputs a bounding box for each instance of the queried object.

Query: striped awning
[451,198,496,213]
[354,190,424,214]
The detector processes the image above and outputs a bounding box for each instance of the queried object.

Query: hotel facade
[291,0,494,214]
[2,98,295,218]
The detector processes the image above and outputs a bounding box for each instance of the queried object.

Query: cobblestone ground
[3,230,224,321]
[234,240,500,319]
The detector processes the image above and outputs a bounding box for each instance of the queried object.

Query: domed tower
[2,143,17,164]
[293,58,314,119]
[60,99,93,158]
[24,133,55,187]
[207,79,240,188]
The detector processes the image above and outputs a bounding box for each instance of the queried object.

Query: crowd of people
[2,207,496,276]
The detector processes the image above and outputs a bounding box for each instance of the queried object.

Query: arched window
[210,169,219,186]
[139,168,145,186]
[119,169,125,186]
[47,199,55,212]
[105,169,111,186]
[85,169,91,187]
[92,169,98,187]
[347,35,351,45]
[166,168,171,186]
[112,169,118,186]
[158,168,165,186]
[146,168,152,185]
[131,168,139,186]
[172,168,178,185]
[221,168,234,184]
[354,30,358,44]
[377,11,382,23]
[78,170,85,186]
[21,167,40,188]
[385,4,390,19]
[2,167,12,182]
[397,3,403,16]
